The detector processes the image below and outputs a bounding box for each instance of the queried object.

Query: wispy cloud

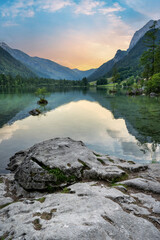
[0,0,72,19]
[2,21,19,27]
[1,0,35,18]
[124,0,160,19]
[99,3,125,15]
[74,0,104,15]
[1,0,125,19]
[37,0,72,13]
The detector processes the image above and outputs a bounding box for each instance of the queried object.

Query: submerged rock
[29,109,41,116]
[37,99,48,105]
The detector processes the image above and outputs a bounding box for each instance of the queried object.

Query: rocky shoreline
[0,138,160,240]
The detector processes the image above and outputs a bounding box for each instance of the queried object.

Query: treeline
[0,74,89,88]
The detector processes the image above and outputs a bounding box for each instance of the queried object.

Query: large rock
[0,182,160,240]
[120,178,160,194]
[1,138,160,239]
[8,138,129,191]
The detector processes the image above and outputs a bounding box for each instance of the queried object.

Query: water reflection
[0,99,159,173]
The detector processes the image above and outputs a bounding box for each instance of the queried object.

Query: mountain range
[0,42,96,80]
[88,19,160,81]
[0,46,35,78]
[1,19,160,81]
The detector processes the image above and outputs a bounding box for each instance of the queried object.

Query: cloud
[74,1,125,16]
[0,122,28,144]
[1,0,35,18]
[124,0,160,19]
[74,0,103,15]
[99,3,125,15]
[33,12,133,70]
[2,21,19,27]
[1,0,125,19]
[37,0,72,13]
[0,0,72,19]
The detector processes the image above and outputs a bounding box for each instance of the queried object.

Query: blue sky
[0,0,160,70]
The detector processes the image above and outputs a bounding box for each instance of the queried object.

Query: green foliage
[111,173,129,184]
[140,21,159,79]
[112,67,121,83]
[82,77,88,86]
[154,44,160,73]
[35,197,46,203]
[146,73,160,93]
[0,202,14,209]
[96,77,108,85]
[0,46,35,78]
[0,74,90,89]
[61,187,71,193]
[43,166,77,184]
[106,29,160,81]
[35,87,48,100]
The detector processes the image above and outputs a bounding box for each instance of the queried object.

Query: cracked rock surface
[0,138,160,240]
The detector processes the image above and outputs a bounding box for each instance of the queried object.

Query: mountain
[73,68,96,79]
[0,46,35,78]
[106,29,160,80]
[0,42,95,80]
[88,50,126,81]
[88,19,160,81]
[128,19,160,51]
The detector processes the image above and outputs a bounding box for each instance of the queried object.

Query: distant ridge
[0,46,35,78]
[0,42,96,80]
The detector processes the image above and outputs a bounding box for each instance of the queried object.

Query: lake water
[0,88,160,173]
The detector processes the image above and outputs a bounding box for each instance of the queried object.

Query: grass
[35,197,46,203]
[61,187,71,193]
[0,232,9,240]
[89,81,97,86]
[97,158,105,165]
[32,219,42,231]
[0,202,14,209]
[41,165,76,184]
[78,159,90,170]
[93,152,102,157]
[107,157,114,163]
[111,173,129,184]
[0,177,3,183]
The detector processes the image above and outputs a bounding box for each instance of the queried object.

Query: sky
[0,0,160,70]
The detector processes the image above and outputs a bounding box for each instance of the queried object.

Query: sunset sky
[0,0,160,70]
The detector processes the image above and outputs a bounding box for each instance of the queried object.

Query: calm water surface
[0,88,160,173]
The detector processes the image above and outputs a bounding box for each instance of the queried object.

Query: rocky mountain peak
[128,19,160,51]
[113,49,127,63]
[0,42,10,48]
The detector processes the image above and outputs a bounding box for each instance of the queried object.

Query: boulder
[8,138,128,191]
[0,182,159,240]
[1,138,160,240]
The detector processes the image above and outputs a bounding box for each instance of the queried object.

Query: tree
[82,77,88,87]
[112,67,121,84]
[146,73,160,93]
[140,21,158,79]
[154,43,160,73]
[35,87,49,105]
[96,78,108,85]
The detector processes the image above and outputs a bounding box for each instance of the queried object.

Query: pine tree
[154,43,160,73]
[112,67,120,83]
[140,21,158,79]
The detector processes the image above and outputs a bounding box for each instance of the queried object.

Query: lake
[0,88,160,173]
